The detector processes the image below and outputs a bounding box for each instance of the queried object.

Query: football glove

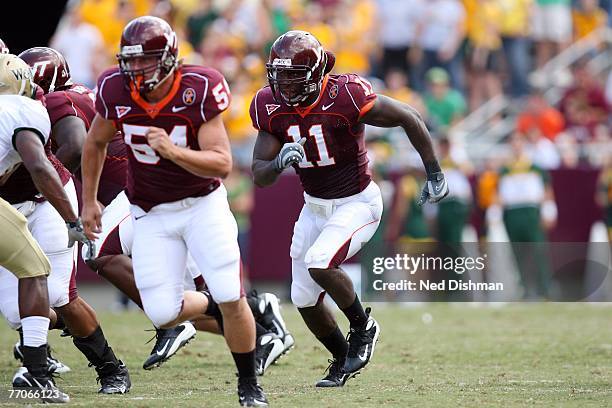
[275,140,305,172]
[66,218,89,247]
[418,171,449,205]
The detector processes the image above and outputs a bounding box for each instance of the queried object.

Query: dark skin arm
[251,130,283,187]
[15,130,77,223]
[360,94,439,170]
[51,116,86,173]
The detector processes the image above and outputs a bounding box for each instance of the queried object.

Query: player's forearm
[252,159,281,187]
[28,161,77,223]
[170,146,232,179]
[81,137,107,205]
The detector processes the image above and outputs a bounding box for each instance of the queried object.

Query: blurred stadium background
[3,0,611,305]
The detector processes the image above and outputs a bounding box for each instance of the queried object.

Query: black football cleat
[143,322,196,370]
[255,332,285,376]
[14,342,71,374]
[96,360,131,394]
[12,367,70,403]
[315,359,351,387]
[342,307,380,374]
[237,376,268,407]
[252,291,295,354]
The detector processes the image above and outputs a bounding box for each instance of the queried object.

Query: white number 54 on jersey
[123,124,187,164]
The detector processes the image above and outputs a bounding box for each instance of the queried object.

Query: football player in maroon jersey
[81,16,268,406]
[3,47,131,394]
[251,31,449,387]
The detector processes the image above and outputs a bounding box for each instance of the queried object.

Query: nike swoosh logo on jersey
[321,102,334,111]
[172,106,187,112]
[156,340,170,356]
[135,214,147,220]
[358,344,369,362]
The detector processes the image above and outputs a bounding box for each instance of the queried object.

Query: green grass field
[1,303,611,407]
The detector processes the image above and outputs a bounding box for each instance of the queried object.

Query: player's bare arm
[51,115,86,172]
[252,130,305,187]
[252,130,283,187]
[361,94,449,204]
[81,113,116,239]
[15,129,77,223]
[147,113,232,179]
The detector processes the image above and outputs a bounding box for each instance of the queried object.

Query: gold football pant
[0,197,50,278]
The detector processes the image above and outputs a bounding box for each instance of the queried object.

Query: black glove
[418,171,449,205]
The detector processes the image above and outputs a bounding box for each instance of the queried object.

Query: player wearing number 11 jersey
[251,31,449,387]
[81,16,267,407]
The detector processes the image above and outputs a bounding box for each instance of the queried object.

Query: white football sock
[21,316,50,347]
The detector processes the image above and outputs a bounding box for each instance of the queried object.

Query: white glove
[275,140,306,172]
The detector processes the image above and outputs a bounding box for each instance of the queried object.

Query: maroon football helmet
[266,30,333,106]
[0,39,9,54]
[19,47,72,94]
[117,16,178,93]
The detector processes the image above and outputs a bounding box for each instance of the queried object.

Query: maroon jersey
[46,83,128,205]
[95,65,229,211]
[250,74,377,199]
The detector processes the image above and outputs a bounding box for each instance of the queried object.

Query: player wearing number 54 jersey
[251,31,450,387]
[81,16,267,407]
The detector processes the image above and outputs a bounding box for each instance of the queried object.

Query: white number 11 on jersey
[287,124,335,168]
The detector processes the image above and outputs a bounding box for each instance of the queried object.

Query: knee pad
[143,301,182,328]
[304,245,333,270]
[290,281,321,309]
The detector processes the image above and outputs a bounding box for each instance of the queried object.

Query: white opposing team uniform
[0,95,79,328]
[290,181,383,308]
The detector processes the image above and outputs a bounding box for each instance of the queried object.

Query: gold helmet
[0,54,37,98]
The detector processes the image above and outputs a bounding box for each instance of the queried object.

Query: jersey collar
[129,71,182,119]
[294,75,330,118]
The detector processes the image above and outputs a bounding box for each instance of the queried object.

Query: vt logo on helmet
[116,16,179,94]
[266,30,334,106]
[19,47,72,94]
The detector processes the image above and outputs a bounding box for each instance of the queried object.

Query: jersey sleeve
[12,98,51,148]
[95,68,121,121]
[202,68,231,122]
[44,92,77,127]
[342,74,377,123]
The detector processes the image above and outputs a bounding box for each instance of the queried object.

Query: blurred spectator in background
[414,0,466,92]
[79,0,144,59]
[498,134,556,298]
[332,0,377,75]
[51,5,105,88]
[383,68,427,119]
[596,154,612,241]
[464,0,503,111]
[532,0,572,67]
[516,91,566,141]
[572,0,608,40]
[375,0,424,81]
[424,67,467,130]
[186,0,219,50]
[499,0,532,98]
[559,59,610,142]
[436,137,473,244]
